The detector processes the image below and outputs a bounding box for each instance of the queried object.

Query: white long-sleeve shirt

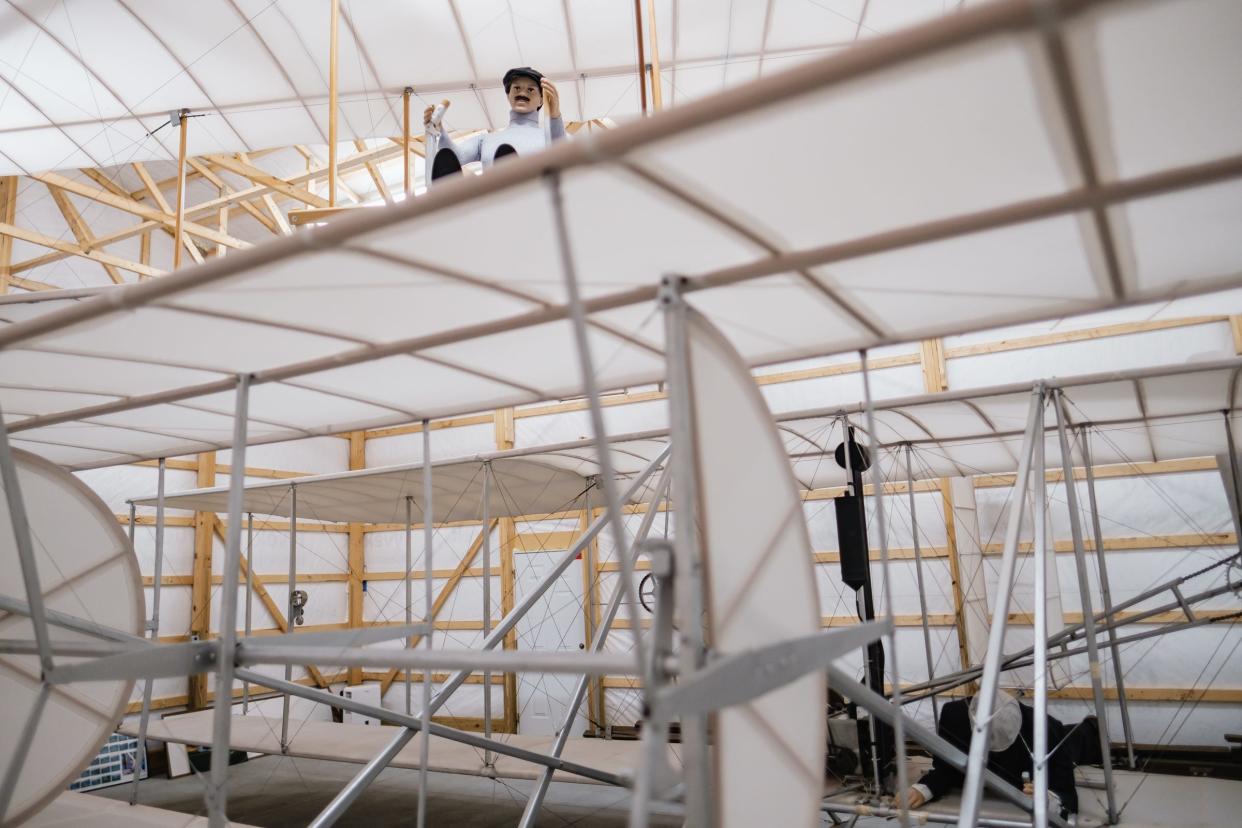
[428,109,565,173]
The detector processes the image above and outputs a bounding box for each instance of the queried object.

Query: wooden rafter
[0,220,163,279]
[46,185,125,284]
[132,161,204,265]
[205,153,330,208]
[29,171,249,252]
[185,158,282,236]
[12,218,162,274]
[0,176,16,294]
[355,139,392,204]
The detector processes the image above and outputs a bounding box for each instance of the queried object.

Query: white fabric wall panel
[366,422,496,468]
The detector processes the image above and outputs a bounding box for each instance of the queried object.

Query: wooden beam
[940,478,973,679]
[500,516,518,732]
[402,88,413,197]
[80,168,132,199]
[329,0,340,207]
[1232,316,1242,355]
[0,176,18,293]
[11,218,162,275]
[0,220,163,278]
[348,430,365,684]
[133,161,204,266]
[919,338,948,392]
[46,185,125,284]
[188,451,216,709]
[204,154,329,208]
[28,171,249,251]
[943,316,1226,359]
[185,158,281,236]
[354,138,392,203]
[173,111,191,269]
[646,0,663,111]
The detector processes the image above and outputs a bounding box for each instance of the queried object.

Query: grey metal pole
[481,462,492,765]
[306,449,667,828]
[281,482,297,753]
[207,373,251,828]
[860,350,910,827]
[1032,393,1049,828]
[243,512,254,714]
[127,502,136,544]
[405,495,413,716]
[130,457,167,805]
[545,175,651,699]
[518,468,671,828]
[1079,426,1135,770]
[959,387,1043,828]
[418,421,432,828]
[1051,391,1117,824]
[655,275,711,827]
[906,444,938,723]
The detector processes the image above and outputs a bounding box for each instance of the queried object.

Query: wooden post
[646,0,663,111]
[1230,316,1242,354]
[939,477,972,679]
[172,110,189,269]
[578,504,599,735]
[402,87,413,197]
[500,518,518,733]
[919,338,948,392]
[632,0,647,115]
[188,451,217,708]
[328,0,340,207]
[0,176,16,294]
[215,186,228,258]
[347,430,366,684]
[494,407,518,732]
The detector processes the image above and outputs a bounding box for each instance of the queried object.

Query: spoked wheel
[0,450,143,824]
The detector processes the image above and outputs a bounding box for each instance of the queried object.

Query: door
[514,552,588,737]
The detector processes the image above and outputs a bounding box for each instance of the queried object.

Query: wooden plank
[500,517,518,732]
[0,220,164,278]
[974,456,1218,488]
[348,429,366,683]
[940,478,973,680]
[944,316,1225,358]
[920,338,948,392]
[45,185,125,284]
[579,507,601,734]
[133,160,203,266]
[1232,316,1242,355]
[29,171,249,251]
[0,177,17,293]
[355,138,392,203]
[188,452,216,709]
[186,157,281,235]
[328,0,340,206]
[980,533,1236,555]
[205,154,330,208]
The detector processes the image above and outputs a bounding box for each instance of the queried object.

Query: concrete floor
[93,755,683,827]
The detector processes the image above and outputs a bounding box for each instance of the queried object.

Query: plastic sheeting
[1,0,1241,471]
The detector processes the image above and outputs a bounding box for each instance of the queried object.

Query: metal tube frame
[418,421,433,828]
[305,447,668,828]
[243,512,254,713]
[653,274,712,827]
[130,457,166,805]
[906,444,938,723]
[859,349,910,825]
[481,461,492,765]
[1032,392,1049,828]
[1079,425,1135,769]
[405,494,413,715]
[280,482,297,753]
[958,386,1043,827]
[1051,390,1117,823]
[207,373,251,828]
[518,467,672,827]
